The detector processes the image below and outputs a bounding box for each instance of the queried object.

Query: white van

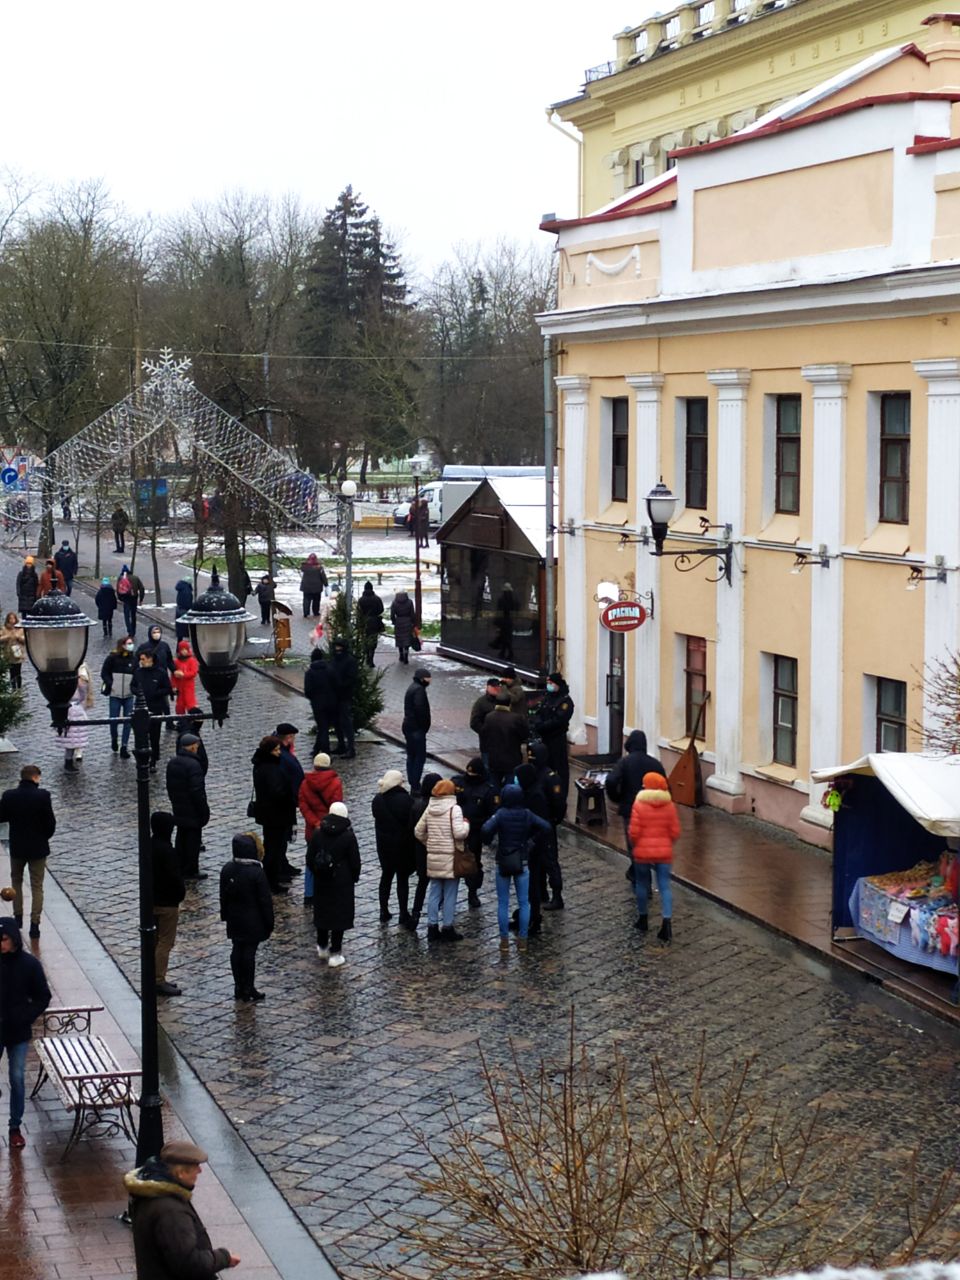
[393,481,442,528]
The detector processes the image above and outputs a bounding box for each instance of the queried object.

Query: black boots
[543,894,565,912]
[635,914,648,933]
[467,891,481,909]
[657,919,672,944]
[439,926,463,943]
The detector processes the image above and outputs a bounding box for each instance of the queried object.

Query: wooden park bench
[30,1004,141,1160]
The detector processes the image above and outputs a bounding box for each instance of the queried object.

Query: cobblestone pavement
[3,557,959,1276]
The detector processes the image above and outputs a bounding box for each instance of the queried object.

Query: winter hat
[101,576,110,585]
[378,768,404,793]
[414,667,431,681]
[642,772,669,791]
[503,666,517,679]
[177,641,191,654]
[313,752,332,768]
[329,801,349,818]
[432,779,456,797]
[179,733,201,747]
[23,556,34,566]
[275,722,299,736]
[466,756,485,777]
[364,580,373,590]
[486,677,501,689]
[61,540,69,549]
[160,1140,208,1166]
[547,671,564,685]
[515,763,537,791]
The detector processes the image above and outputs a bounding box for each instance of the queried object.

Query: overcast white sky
[2,1,657,277]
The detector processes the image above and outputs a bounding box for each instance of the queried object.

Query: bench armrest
[42,1006,105,1035]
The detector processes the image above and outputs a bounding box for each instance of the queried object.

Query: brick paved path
[3,552,959,1276]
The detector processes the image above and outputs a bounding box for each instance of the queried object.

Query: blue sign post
[1,467,18,488]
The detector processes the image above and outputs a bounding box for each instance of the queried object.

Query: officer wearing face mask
[101,636,138,758]
[532,671,574,802]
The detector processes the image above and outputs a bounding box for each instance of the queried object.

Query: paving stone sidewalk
[2,537,959,1276]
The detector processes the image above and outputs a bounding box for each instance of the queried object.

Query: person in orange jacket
[172,640,199,715]
[37,559,66,596]
[627,771,680,944]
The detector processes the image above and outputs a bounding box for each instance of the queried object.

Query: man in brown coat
[125,1140,239,1278]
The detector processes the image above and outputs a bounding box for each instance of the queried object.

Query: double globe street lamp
[21,567,254,1162]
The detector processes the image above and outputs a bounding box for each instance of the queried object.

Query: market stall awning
[812,753,960,838]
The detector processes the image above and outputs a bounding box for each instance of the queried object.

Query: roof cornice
[536,263,960,342]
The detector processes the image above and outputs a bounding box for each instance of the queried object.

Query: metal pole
[414,473,422,626]
[344,495,354,615]
[133,695,163,1163]
[543,334,557,673]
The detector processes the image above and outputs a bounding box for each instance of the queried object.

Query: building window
[685,398,708,510]
[775,395,801,514]
[773,655,798,766]
[611,396,629,503]
[685,635,707,738]
[876,677,907,752]
[879,393,910,524]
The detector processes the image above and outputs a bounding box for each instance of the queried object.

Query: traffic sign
[1,467,18,488]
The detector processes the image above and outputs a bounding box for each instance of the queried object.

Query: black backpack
[313,842,337,880]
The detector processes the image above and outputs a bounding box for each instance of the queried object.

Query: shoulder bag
[450,809,478,880]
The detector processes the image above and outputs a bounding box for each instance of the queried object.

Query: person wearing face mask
[131,651,173,769]
[532,671,574,803]
[138,623,175,675]
[402,667,432,790]
[101,636,137,757]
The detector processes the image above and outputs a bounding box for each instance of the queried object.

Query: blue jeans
[2,1040,29,1130]
[427,877,459,927]
[109,695,133,749]
[122,599,137,635]
[497,868,529,938]
[633,862,672,918]
[304,865,314,899]
[405,730,427,790]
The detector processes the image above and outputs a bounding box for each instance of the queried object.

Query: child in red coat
[627,772,680,943]
[172,641,199,715]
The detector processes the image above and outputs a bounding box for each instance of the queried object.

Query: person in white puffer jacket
[414,778,469,944]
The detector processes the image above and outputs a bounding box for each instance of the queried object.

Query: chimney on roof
[922,13,960,63]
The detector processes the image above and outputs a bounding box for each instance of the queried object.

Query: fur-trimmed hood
[124,1157,193,1203]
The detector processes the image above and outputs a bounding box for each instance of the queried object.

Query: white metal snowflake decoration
[141,347,194,388]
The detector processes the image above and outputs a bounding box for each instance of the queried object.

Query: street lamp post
[22,574,252,1164]
[410,459,423,625]
[340,479,357,616]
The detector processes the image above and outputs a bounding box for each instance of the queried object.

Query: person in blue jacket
[481,783,551,951]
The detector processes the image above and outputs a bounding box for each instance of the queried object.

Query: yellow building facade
[541,11,960,846]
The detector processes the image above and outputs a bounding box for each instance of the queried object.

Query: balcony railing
[583,0,804,84]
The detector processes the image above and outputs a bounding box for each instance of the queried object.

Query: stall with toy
[812,753,960,995]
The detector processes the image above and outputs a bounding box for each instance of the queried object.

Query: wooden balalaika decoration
[668,692,710,808]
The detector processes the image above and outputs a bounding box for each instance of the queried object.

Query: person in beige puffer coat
[414,778,469,944]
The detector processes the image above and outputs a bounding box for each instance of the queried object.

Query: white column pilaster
[626,374,664,746]
[913,359,960,738]
[556,375,591,744]
[800,363,851,827]
[705,369,750,800]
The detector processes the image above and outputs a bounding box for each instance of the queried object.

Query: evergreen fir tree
[326,590,385,732]
[0,647,28,739]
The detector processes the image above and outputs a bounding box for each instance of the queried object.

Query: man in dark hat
[402,668,432,790]
[0,916,51,1148]
[500,666,527,713]
[125,1139,240,1277]
[275,723,304,879]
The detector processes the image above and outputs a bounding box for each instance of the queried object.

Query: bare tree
[915,649,960,753]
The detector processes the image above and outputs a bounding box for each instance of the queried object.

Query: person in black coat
[513,763,554,936]
[530,742,567,911]
[177,711,208,776]
[304,648,338,757]
[402,668,432,790]
[408,771,442,929]
[131,651,173,767]
[390,591,417,664]
[138,623,176,675]
[54,540,78,594]
[604,729,667,892]
[0,765,56,939]
[330,638,357,758]
[174,578,194,642]
[0,916,52,1146]
[15,557,38,615]
[357,581,384,667]
[274,722,305,880]
[479,694,529,788]
[251,736,291,894]
[165,737,210,880]
[150,812,186,997]
[307,802,361,967]
[219,833,274,1002]
[451,757,497,908]
[95,576,118,636]
[371,769,416,928]
[532,672,574,801]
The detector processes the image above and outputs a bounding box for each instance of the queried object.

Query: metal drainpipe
[543,333,556,674]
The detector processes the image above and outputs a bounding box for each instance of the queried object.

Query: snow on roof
[488,475,558,560]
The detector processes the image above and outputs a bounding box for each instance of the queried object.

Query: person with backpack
[414,779,470,944]
[307,801,361,968]
[451,757,497,909]
[117,565,146,637]
[371,770,416,928]
[627,772,680,943]
[298,753,343,906]
[481,783,552,952]
[219,833,274,1001]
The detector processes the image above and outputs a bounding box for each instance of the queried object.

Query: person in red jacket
[298,753,344,905]
[627,771,680,943]
[172,641,199,715]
